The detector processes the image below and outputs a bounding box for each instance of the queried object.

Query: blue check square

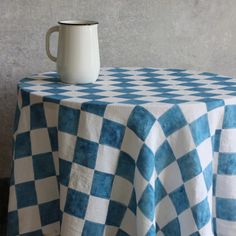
[128,190,137,214]
[43,88,69,94]
[161,98,188,104]
[203,163,212,191]
[138,184,155,221]
[99,119,125,149]
[116,229,130,236]
[39,200,60,226]
[74,137,99,169]
[223,105,236,128]
[218,153,236,175]
[146,225,156,236]
[190,114,210,146]
[162,218,181,236]
[106,200,127,227]
[80,94,106,100]
[121,99,147,105]
[155,178,167,205]
[158,105,187,137]
[110,72,132,77]
[127,106,156,141]
[15,181,37,208]
[192,198,210,229]
[21,89,30,107]
[10,172,15,186]
[213,218,216,236]
[216,197,236,221]
[205,98,224,112]
[13,105,20,133]
[178,150,202,182]
[33,152,56,180]
[81,101,107,117]
[30,103,47,129]
[43,95,70,103]
[212,130,221,152]
[137,144,155,181]
[108,68,129,72]
[91,171,114,199]
[7,211,19,236]
[190,232,201,236]
[59,159,72,186]
[116,151,135,183]
[169,185,189,214]
[21,230,42,235]
[48,127,58,152]
[64,188,89,218]
[58,105,80,135]
[213,174,216,196]
[155,140,175,174]
[15,131,32,159]
[82,221,105,236]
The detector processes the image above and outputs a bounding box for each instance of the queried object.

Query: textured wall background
[1,0,236,177]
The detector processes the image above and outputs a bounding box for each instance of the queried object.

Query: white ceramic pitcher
[46,20,100,84]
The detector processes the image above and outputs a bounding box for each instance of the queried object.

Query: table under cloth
[8,67,236,236]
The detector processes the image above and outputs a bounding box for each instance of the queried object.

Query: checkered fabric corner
[8,67,236,236]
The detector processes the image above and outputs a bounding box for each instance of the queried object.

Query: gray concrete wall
[1,0,236,177]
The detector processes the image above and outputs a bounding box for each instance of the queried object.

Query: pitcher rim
[58,20,99,26]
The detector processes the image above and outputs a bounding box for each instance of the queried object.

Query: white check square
[198,220,214,236]
[111,176,133,206]
[197,138,212,170]
[78,111,103,143]
[30,93,43,105]
[120,209,137,235]
[60,184,68,212]
[31,128,51,155]
[168,125,195,159]
[52,151,59,175]
[69,163,94,194]
[8,186,17,212]
[121,128,143,161]
[35,176,59,204]
[17,106,30,133]
[220,129,236,153]
[18,206,41,234]
[159,162,183,193]
[179,103,207,124]
[185,173,207,207]
[136,208,153,236]
[215,175,236,198]
[95,144,120,174]
[58,132,77,162]
[215,219,236,236]
[145,121,166,154]
[104,105,133,124]
[44,102,59,127]
[85,196,109,224]
[14,156,34,184]
[178,209,198,235]
[155,196,177,229]
[208,107,224,135]
[103,226,118,236]
[42,222,60,236]
[61,213,84,236]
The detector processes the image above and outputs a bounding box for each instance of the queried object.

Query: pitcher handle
[46,26,59,62]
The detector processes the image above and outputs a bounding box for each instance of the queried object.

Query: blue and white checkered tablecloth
[8,67,236,236]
